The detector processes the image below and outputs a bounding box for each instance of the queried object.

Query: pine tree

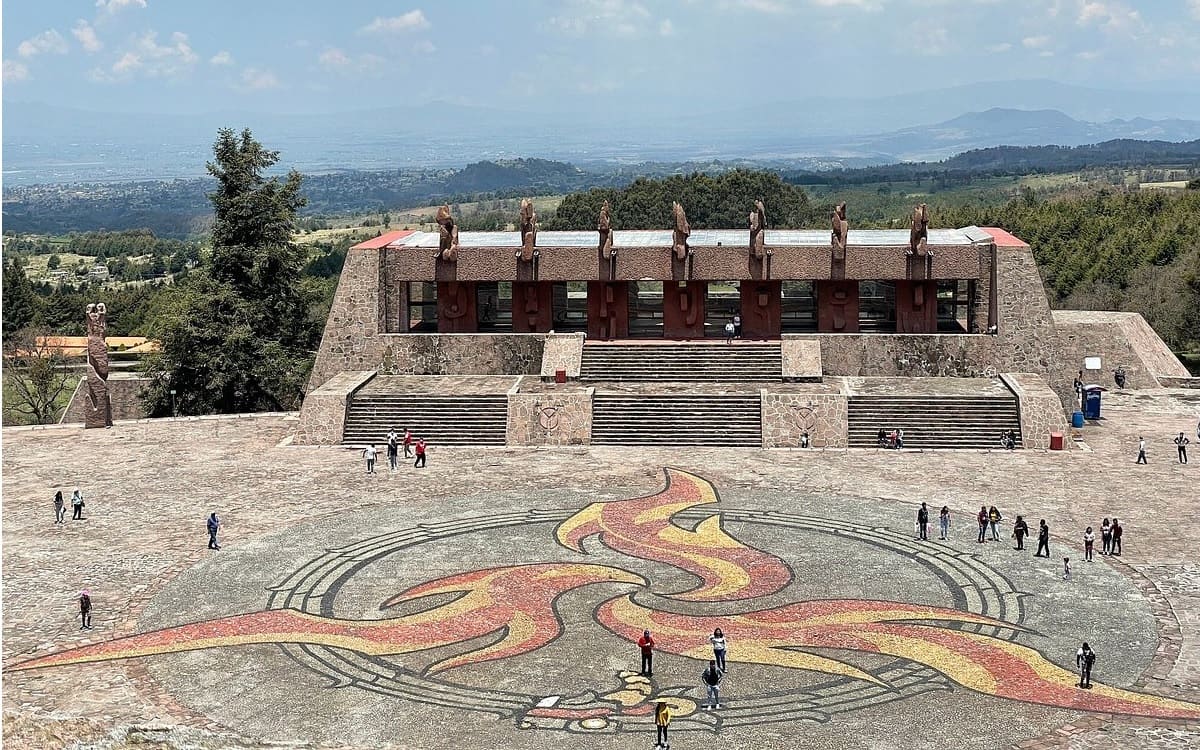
[2,257,41,338]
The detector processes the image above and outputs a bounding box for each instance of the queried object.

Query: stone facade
[1051,310,1191,391]
[293,371,376,446]
[506,387,593,446]
[780,337,822,381]
[60,374,151,424]
[377,334,545,376]
[309,247,386,390]
[1000,373,1069,450]
[761,385,849,449]
[539,333,585,379]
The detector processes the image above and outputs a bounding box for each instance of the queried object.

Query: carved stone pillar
[739,280,781,339]
[437,281,478,333]
[663,281,707,339]
[513,281,554,333]
[895,280,938,333]
[816,280,860,333]
[587,281,629,340]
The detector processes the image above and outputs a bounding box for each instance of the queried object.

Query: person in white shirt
[709,628,727,672]
[1135,436,1147,464]
[361,444,378,474]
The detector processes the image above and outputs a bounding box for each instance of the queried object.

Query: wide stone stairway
[340,377,512,446]
[591,391,763,446]
[846,380,1023,449]
[580,342,782,382]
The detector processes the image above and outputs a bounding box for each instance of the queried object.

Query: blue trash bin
[1083,388,1102,420]
[1072,411,1085,428]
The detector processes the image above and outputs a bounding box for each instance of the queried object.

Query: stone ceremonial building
[297,204,1193,449]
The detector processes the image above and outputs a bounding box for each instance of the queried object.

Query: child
[938,506,951,540]
[361,444,377,474]
[654,701,671,749]
[1063,557,1071,581]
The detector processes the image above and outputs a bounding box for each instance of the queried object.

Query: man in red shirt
[402,428,413,458]
[637,629,655,676]
[414,438,427,468]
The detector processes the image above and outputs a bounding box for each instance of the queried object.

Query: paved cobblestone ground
[3,390,1198,749]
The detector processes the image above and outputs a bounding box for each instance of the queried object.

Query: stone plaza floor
[3,390,1199,749]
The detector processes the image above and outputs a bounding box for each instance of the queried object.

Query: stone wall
[293,371,376,445]
[780,338,822,381]
[377,334,545,376]
[761,385,849,448]
[1051,311,1190,391]
[539,333,585,379]
[60,374,151,424]
[1000,373,1069,450]
[309,247,385,391]
[506,387,593,446]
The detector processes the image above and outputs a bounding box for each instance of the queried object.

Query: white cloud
[361,9,430,34]
[17,30,69,58]
[112,51,140,74]
[985,42,1012,53]
[73,21,103,53]
[3,59,30,82]
[810,0,881,9]
[237,67,279,91]
[412,39,436,54]
[1077,0,1140,31]
[1022,35,1051,49]
[95,0,147,14]
[549,0,653,37]
[1191,0,1200,20]
[209,50,234,66]
[94,30,198,81]
[318,48,352,67]
[659,18,675,35]
[1075,50,1102,60]
[736,0,789,12]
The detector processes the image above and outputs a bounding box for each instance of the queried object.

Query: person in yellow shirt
[654,701,671,748]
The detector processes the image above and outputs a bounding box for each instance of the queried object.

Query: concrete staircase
[847,395,1022,449]
[342,394,508,446]
[580,343,782,382]
[591,393,762,446]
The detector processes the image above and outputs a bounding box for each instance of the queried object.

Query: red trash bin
[554,368,567,384]
[1049,432,1064,451]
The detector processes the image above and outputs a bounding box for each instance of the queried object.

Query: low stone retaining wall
[539,333,585,380]
[761,385,849,449]
[1000,372,1069,450]
[506,386,593,446]
[293,371,376,445]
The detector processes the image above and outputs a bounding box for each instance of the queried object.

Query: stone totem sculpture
[435,204,459,262]
[908,203,929,257]
[749,200,767,260]
[598,200,614,260]
[518,198,538,262]
[671,202,691,261]
[830,202,849,262]
[84,303,113,428]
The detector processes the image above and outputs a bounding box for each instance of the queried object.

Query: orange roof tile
[351,230,417,250]
[979,227,1028,247]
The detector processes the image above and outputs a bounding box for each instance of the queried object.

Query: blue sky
[4,0,1200,115]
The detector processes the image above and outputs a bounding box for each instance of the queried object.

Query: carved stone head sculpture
[909,203,929,257]
[435,204,459,262]
[750,199,767,260]
[671,202,691,261]
[518,198,538,262]
[831,202,849,260]
[85,302,107,338]
[598,200,614,260]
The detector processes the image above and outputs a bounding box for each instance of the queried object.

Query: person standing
[988,505,1003,541]
[207,512,221,550]
[414,438,427,468]
[1136,436,1147,464]
[1062,557,1071,581]
[654,701,671,749]
[732,314,742,339]
[1073,370,1084,397]
[637,629,655,676]
[387,429,400,471]
[71,488,85,520]
[1111,518,1123,555]
[53,490,65,525]
[896,429,905,449]
[1174,432,1189,464]
[977,506,988,544]
[710,628,727,672]
[724,320,735,344]
[1083,526,1095,562]
[362,444,378,474]
[916,503,929,541]
[1101,518,1112,555]
[79,590,92,630]
[1076,642,1096,688]
[938,506,951,540]
[701,659,724,709]
[1035,519,1050,558]
[1012,515,1029,550]
[403,428,413,459]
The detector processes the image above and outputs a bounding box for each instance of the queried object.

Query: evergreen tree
[2,257,41,337]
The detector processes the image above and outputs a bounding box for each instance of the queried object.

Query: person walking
[362,444,378,474]
[1062,557,1071,581]
[637,629,655,677]
[916,503,929,541]
[710,628,727,672]
[79,590,92,630]
[1035,519,1050,558]
[1135,436,1147,464]
[207,512,221,550]
[414,438,427,468]
[1174,432,1190,464]
[1076,642,1096,688]
[1012,515,1029,550]
[988,505,1003,541]
[1111,518,1123,555]
[701,659,724,709]
[1101,518,1112,555]
[386,429,400,471]
[403,428,413,459]
[70,488,85,520]
[977,506,988,544]
[53,490,66,524]
[724,320,735,344]
[938,506,951,540]
[654,701,671,749]
[1083,526,1095,562]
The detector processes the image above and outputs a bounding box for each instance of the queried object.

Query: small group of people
[639,626,728,746]
[723,314,743,344]
[877,428,904,450]
[362,428,427,473]
[920,505,1124,569]
[1000,429,1018,450]
[1135,431,1193,465]
[52,489,86,523]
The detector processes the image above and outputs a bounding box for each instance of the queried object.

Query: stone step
[592,393,762,446]
[343,394,508,446]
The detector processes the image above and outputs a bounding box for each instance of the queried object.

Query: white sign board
[1084,356,1102,370]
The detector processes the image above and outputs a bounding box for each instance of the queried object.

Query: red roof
[351,230,416,250]
[979,227,1028,247]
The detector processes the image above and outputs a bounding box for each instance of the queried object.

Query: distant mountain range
[6,78,1200,185]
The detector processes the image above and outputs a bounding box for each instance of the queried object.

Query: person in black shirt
[916,503,929,541]
[1076,642,1096,688]
[1012,515,1029,550]
[1035,519,1050,557]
